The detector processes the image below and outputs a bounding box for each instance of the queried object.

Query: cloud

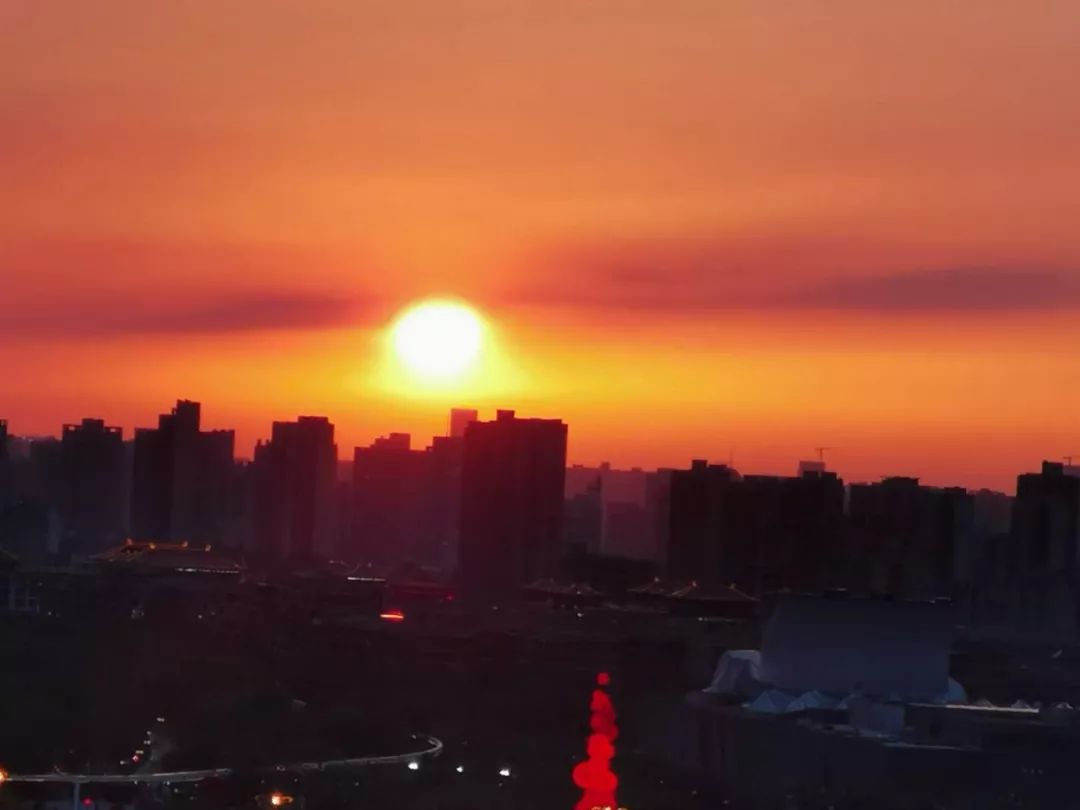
[509,236,1080,314]
[765,268,1080,312]
[0,292,367,339]
[0,238,377,338]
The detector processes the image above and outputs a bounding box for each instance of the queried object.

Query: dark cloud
[0,292,367,339]
[510,238,1080,313]
[0,237,379,338]
[764,268,1080,311]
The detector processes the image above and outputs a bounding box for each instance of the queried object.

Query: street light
[269,792,293,806]
[0,767,7,785]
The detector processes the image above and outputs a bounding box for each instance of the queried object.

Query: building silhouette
[130,400,236,546]
[563,474,603,555]
[667,462,846,593]
[449,408,478,439]
[351,433,429,574]
[1008,461,1080,639]
[565,463,654,560]
[0,420,9,507]
[459,409,567,599]
[58,418,128,557]
[252,416,338,565]
[848,477,973,599]
[425,433,466,577]
[645,468,675,568]
[667,461,741,585]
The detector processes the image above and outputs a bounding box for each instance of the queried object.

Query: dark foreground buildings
[847,476,974,600]
[459,410,568,599]
[252,416,338,565]
[58,418,129,556]
[130,400,236,546]
[667,461,845,594]
[1007,461,1080,638]
[350,432,464,576]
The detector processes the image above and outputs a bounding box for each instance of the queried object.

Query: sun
[390,299,484,379]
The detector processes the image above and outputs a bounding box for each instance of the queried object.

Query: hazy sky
[3,1,1080,491]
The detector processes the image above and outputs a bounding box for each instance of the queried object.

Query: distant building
[449,408,478,439]
[459,409,567,599]
[667,461,741,584]
[741,468,847,593]
[130,400,237,546]
[58,418,129,556]
[1008,461,1080,639]
[848,477,973,599]
[352,433,429,573]
[797,459,827,476]
[350,431,465,577]
[667,462,846,594]
[0,419,10,507]
[252,416,338,565]
[645,468,675,568]
[563,476,603,554]
[565,463,652,560]
[424,434,466,576]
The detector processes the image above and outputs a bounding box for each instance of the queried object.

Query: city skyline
[4,2,1080,494]
[5,5,1080,809]
[0,399,1072,494]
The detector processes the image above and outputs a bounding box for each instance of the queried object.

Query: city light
[0,768,7,785]
[379,610,405,622]
[269,792,293,806]
[499,767,511,777]
[455,765,464,773]
[407,761,420,771]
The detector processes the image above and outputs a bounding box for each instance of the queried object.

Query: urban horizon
[0,399,1065,495]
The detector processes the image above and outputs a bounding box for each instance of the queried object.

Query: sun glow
[391,300,484,380]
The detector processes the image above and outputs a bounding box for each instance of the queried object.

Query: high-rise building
[58,418,128,556]
[667,461,741,584]
[563,475,603,554]
[848,476,972,599]
[350,428,466,578]
[459,409,568,599]
[130,400,236,546]
[252,416,338,564]
[449,408,478,439]
[1007,461,1080,638]
[424,434,466,576]
[565,463,652,560]
[0,420,10,507]
[351,433,429,573]
[667,462,846,593]
[645,468,675,567]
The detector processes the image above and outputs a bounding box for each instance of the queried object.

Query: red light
[573,678,619,810]
[82,799,93,807]
[379,610,405,622]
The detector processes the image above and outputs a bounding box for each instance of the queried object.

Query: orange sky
[3,1,1079,492]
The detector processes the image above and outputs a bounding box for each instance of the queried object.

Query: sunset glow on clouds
[3,0,1079,490]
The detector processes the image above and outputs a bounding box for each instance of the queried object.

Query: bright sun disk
[391,300,484,379]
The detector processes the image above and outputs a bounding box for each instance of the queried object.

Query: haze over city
[5,1,1080,492]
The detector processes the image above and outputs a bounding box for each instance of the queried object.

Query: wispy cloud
[0,238,375,338]
[509,236,1080,314]
[0,292,367,338]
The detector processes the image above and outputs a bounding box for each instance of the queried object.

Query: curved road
[5,734,444,785]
